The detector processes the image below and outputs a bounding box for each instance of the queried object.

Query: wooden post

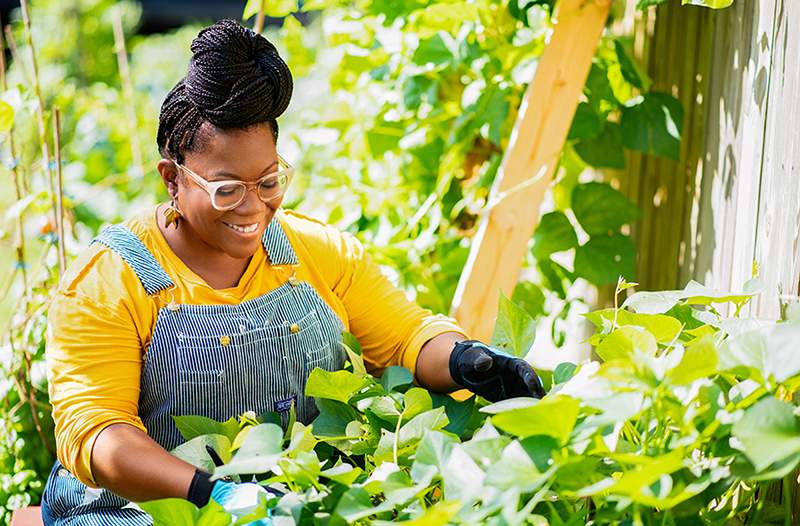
[450,0,611,341]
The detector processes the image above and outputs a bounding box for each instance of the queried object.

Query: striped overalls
[41,217,345,525]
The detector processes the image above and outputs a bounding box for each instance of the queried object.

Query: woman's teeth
[224,222,258,234]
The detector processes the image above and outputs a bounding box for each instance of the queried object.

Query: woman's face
[166,123,283,260]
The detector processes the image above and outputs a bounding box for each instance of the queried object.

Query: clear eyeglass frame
[174,155,294,211]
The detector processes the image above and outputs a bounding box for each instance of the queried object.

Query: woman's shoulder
[278,209,363,258]
[57,209,157,306]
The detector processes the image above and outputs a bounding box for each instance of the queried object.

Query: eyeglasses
[175,155,294,211]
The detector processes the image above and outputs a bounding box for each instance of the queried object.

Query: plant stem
[0,25,29,297]
[783,475,793,526]
[112,9,144,180]
[20,0,57,265]
[254,0,266,33]
[52,106,66,274]
[393,411,404,465]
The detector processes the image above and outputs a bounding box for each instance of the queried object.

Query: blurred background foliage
[0,0,687,519]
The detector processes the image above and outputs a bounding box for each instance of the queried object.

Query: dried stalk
[8,334,55,459]
[3,25,30,92]
[0,23,29,294]
[52,106,66,274]
[3,24,30,194]
[20,0,58,270]
[112,10,144,180]
[254,0,266,33]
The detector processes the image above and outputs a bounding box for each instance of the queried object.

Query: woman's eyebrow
[208,160,279,181]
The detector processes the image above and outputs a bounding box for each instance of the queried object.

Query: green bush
[144,280,800,525]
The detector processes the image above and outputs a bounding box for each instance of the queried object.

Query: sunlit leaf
[0,100,14,133]
[491,293,537,357]
[305,368,370,403]
[491,396,580,442]
[732,397,800,472]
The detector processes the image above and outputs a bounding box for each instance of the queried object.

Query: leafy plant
[144,281,800,525]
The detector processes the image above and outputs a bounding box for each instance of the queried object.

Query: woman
[41,19,545,525]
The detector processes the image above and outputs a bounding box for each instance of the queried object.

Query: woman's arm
[414,331,464,392]
[91,423,196,502]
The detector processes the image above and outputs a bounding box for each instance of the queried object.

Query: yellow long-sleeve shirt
[46,206,465,487]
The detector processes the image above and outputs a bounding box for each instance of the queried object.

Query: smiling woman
[39,19,545,526]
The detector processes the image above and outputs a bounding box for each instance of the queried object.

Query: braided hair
[157,19,293,163]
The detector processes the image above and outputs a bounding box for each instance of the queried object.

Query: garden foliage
[0,0,743,520]
[143,280,800,525]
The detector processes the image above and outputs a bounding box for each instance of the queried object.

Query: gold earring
[164,199,183,229]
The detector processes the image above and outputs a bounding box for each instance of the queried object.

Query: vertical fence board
[753,0,800,317]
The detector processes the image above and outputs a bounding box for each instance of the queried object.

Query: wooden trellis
[451,0,612,341]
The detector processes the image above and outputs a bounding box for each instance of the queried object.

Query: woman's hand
[415,333,546,401]
[448,340,546,401]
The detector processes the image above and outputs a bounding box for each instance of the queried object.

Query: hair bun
[185,19,293,129]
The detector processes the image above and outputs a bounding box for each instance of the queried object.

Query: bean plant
[0,0,742,520]
[142,279,800,525]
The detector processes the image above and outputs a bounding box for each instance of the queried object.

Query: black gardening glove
[449,340,546,402]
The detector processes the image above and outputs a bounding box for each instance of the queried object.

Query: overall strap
[92,225,175,296]
[262,215,298,265]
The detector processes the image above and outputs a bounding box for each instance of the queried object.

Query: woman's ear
[157,159,180,199]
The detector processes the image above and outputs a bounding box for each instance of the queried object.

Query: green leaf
[0,100,14,133]
[667,335,719,384]
[532,211,579,260]
[637,0,668,7]
[511,281,547,319]
[574,233,636,286]
[342,332,367,377]
[621,93,684,160]
[613,40,644,89]
[403,387,433,421]
[572,182,640,235]
[139,498,231,526]
[623,290,685,314]
[335,487,377,521]
[553,362,578,384]
[595,325,657,361]
[305,368,369,403]
[172,415,240,443]
[584,62,620,112]
[366,120,406,157]
[321,463,363,486]
[568,102,603,141]
[311,398,359,436]
[585,309,681,343]
[412,32,455,67]
[491,292,537,357]
[170,434,232,473]
[212,424,283,478]
[574,122,626,169]
[490,396,580,443]
[399,407,449,445]
[380,366,414,393]
[682,0,733,7]
[732,397,800,472]
[244,0,295,19]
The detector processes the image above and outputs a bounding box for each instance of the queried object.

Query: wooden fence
[619,0,800,319]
